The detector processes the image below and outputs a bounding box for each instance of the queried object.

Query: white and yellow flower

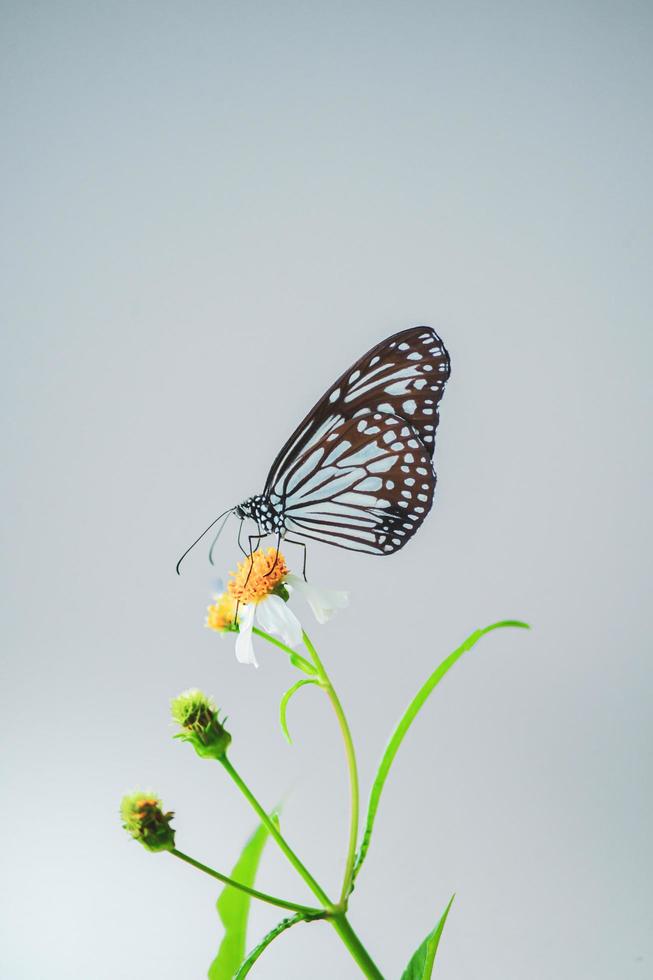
[285,573,350,624]
[206,548,348,667]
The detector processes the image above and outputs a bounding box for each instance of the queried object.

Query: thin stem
[330,914,385,980]
[170,848,319,916]
[220,756,333,909]
[252,626,315,674]
[251,626,383,976]
[302,630,360,907]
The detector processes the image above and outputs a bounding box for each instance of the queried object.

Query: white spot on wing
[337,492,380,507]
[356,476,383,491]
[324,440,352,465]
[368,455,399,474]
[339,443,386,466]
[385,380,412,396]
[286,447,325,493]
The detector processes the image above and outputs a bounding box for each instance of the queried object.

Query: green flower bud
[272,582,290,602]
[171,689,231,760]
[120,792,175,852]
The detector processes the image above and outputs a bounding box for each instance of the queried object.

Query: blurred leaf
[235,911,323,978]
[208,816,276,979]
[353,620,530,884]
[400,895,455,979]
[279,678,318,743]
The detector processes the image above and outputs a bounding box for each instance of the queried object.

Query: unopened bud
[120,792,175,852]
[171,689,231,760]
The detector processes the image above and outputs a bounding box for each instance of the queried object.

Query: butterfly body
[236,495,286,534]
[177,326,451,574]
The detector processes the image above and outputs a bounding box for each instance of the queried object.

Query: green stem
[251,627,382,976]
[330,914,385,980]
[220,756,333,910]
[170,848,319,916]
[252,627,315,674]
[302,631,360,907]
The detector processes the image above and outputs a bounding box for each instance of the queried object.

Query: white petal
[235,605,258,667]
[286,574,349,625]
[256,594,303,648]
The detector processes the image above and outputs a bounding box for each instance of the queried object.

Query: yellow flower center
[136,798,159,817]
[206,593,239,632]
[227,548,289,604]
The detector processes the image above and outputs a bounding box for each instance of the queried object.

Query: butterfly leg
[283,536,308,581]
[237,518,248,557]
[234,527,263,626]
[263,531,282,577]
[242,531,263,586]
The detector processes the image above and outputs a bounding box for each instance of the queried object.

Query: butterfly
[176,326,451,574]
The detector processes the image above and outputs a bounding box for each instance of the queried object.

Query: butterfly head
[234,497,254,521]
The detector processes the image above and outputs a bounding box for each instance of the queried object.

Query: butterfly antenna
[208,510,235,566]
[176,508,234,575]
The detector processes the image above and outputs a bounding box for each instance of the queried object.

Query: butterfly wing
[264,326,450,500]
[279,412,436,554]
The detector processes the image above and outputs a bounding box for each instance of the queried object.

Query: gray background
[2,2,651,978]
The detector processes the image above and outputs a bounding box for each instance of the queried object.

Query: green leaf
[401,895,455,979]
[353,620,530,884]
[279,678,319,743]
[235,911,323,978]
[208,817,276,979]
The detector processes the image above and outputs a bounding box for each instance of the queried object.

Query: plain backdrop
[2,2,651,978]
